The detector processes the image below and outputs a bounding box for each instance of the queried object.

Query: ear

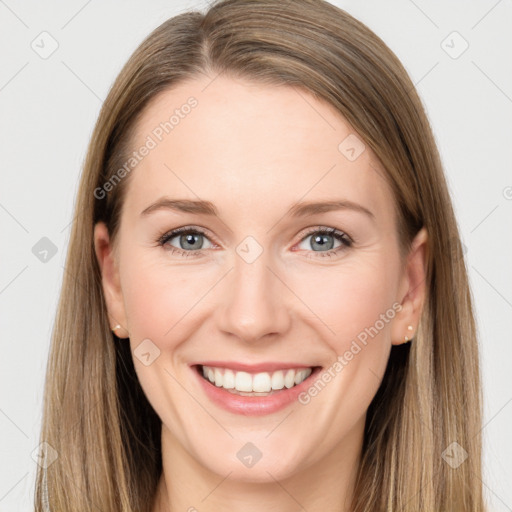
[391,227,428,345]
[93,222,129,338]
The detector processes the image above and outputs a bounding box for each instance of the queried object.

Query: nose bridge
[217,237,291,342]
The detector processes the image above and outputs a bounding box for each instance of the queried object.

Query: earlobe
[391,227,429,346]
[93,222,129,339]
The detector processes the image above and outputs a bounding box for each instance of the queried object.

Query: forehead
[123,74,394,225]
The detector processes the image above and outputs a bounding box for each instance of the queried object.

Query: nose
[216,251,292,344]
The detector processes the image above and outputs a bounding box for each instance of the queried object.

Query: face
[94,74,427,484]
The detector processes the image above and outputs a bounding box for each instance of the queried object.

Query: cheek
[291,261,398,352]
[117,255,209,431]
[119,253,212,341]
[290,266,397,445]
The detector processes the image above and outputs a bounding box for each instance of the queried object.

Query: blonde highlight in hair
[35,1,484,510]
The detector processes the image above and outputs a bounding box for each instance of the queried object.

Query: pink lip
[192,364,322,416]
[191,360,315,373]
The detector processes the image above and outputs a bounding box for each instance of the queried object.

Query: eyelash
[156,225,353,259]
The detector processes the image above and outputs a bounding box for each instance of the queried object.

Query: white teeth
[235,371,253,392]
[214,368,223,387]
[271,370,285,390]
[223,369,235,389]
[295,369,310,385]
[284,369,295,388]
[253,372,272,392]
[200,365,313,393]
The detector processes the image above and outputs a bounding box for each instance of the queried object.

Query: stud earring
[404,325,414,342]
[112,324,122,332]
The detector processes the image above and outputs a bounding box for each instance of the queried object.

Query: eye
[157,226,214,258]
[295,227,353,258]
[156,225,353,259]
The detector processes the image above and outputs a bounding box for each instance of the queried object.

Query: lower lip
[193,365,322,416]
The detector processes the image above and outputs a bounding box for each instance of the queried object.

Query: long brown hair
[35,0,485,510]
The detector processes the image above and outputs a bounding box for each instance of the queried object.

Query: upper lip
[192,361,319,373]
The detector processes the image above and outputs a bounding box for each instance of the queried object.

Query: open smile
[192,363,323,415]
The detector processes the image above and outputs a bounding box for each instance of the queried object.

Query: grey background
[1,0,511,510]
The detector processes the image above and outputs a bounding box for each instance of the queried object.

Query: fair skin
[94,75,427,512]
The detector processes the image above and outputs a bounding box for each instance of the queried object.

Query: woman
[35,0,485,510]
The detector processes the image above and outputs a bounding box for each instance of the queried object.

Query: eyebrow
[140,197,375,220]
